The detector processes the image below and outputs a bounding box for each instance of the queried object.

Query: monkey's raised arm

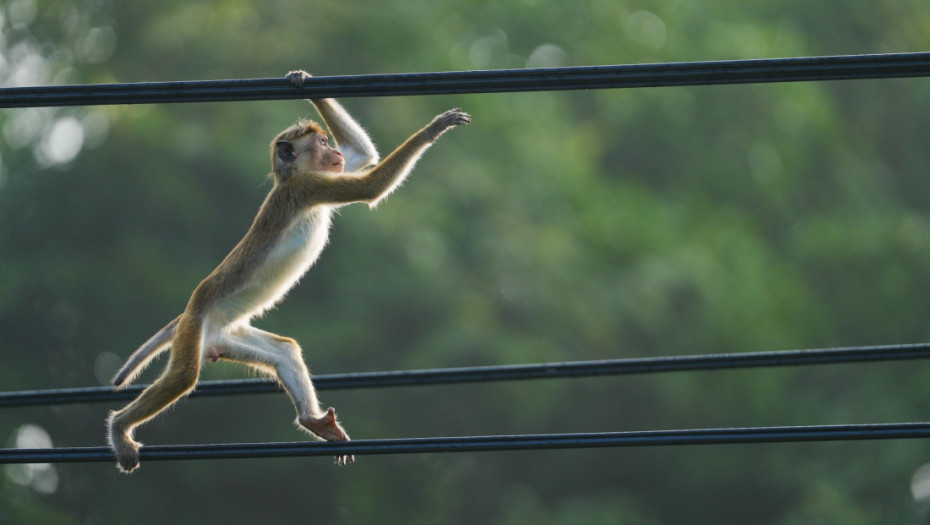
[300,108,470,208]
[287,70,380,172]
[311,98,380,172]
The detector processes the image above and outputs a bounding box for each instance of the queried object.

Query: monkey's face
[295,132,345,174]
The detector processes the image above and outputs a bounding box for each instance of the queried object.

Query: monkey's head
[270,120,345,183]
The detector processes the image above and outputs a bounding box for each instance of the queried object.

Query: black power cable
[4,422,930,464]
[2,342,928,407]
[1,52,929,108]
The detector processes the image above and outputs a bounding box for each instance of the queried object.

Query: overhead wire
[1,52,929,108]
[4,422,930,464]
[2,342,929,407]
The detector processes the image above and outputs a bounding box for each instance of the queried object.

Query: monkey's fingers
[455,112,472,125]
[448,112,471,128]
[436,108,472,128]
[286,70,312,88]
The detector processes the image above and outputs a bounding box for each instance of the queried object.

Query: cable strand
[2,52,929,108]
[4,422,930,464]
[2,342,928,407]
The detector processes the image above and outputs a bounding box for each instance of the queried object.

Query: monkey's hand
[424,108,471,142]
[286,69,312,88]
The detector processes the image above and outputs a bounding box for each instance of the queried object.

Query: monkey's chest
[223,209,334,319]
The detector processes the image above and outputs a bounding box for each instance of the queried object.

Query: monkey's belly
[215,209,333,322]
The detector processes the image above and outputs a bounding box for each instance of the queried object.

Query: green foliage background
[1,0,930,523]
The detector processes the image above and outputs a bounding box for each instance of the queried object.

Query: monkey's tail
[112,315,181,388]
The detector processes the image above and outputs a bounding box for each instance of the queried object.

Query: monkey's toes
[113,447,140,474]
[335,453,355,466]
[117,456,139,474]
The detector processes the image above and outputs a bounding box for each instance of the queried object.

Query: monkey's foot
[107,428,141,473]
[298,408,354,466]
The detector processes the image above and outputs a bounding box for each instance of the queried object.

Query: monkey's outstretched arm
[302,108,470,208]
[287,70,380,171]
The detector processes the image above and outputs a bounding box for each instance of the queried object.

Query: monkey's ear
[275,141,296,162]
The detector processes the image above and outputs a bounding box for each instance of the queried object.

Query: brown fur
[107,72,470,473]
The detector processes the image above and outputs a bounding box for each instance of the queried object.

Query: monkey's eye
[319,137,328,146]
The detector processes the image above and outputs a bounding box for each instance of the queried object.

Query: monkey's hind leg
[107,315,203,473]
[216,325,354,465]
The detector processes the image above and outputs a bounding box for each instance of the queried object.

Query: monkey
[106,69,471,473]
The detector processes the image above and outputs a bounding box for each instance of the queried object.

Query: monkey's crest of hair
[279,119,327,142]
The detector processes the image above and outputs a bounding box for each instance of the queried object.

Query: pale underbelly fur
[213,208,333,324]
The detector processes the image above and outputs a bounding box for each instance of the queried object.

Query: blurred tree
[1,0,930,523]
